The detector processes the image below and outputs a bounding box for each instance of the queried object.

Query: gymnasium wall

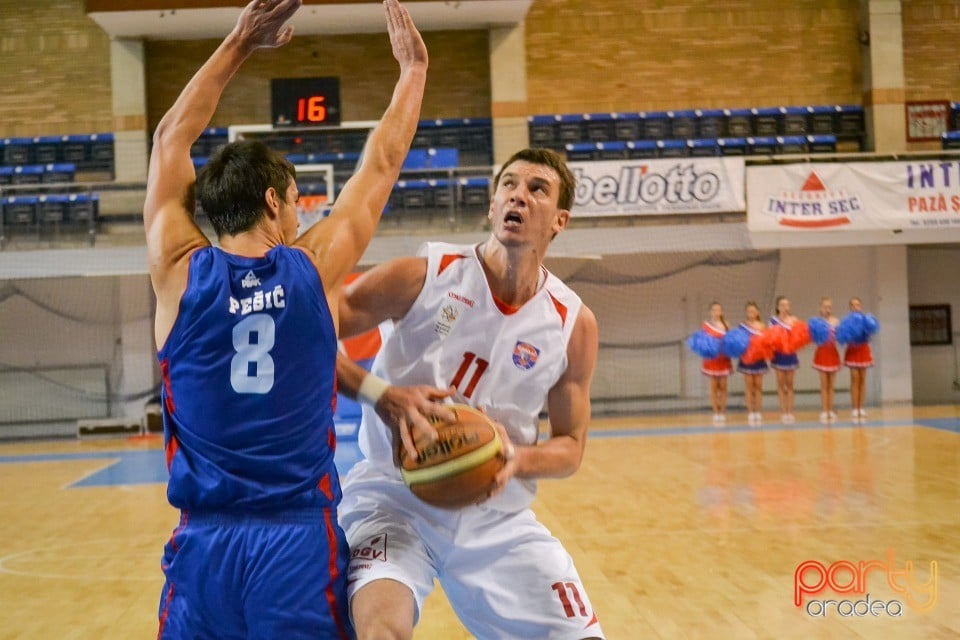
[908,246,960,404]
[4,1,960,137]
[144,30,492,130]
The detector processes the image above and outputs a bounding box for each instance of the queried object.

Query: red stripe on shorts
[323,509,351,640]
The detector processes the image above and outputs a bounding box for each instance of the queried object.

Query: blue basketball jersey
[158,245,339,512]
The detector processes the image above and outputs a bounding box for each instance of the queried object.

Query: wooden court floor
[0,405,957,639]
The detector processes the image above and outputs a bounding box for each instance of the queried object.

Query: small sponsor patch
[512,341,540,370]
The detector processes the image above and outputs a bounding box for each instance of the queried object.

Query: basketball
[399,404,505,509]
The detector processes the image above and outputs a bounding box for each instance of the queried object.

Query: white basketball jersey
[357,241,583,512]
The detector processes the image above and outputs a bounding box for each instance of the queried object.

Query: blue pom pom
[863,313,880,337]
[808,317,831,345]
[687,330,722,359]
[721,326,751,358]
[837,312,869,344]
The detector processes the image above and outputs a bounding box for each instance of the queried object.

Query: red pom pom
[788,320,811,351]
[743,333,774,364]
[764,324,790,354]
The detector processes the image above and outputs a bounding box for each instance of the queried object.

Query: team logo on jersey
[435,303,461,338]
[350,534,388,563]
[241,270,261,288]
[512,341,540,370]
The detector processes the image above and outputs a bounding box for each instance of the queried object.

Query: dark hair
[196,140,296,237]
[494,148,576,211]
[774,295,788,315]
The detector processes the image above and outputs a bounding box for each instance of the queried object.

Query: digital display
[271,77,341,127]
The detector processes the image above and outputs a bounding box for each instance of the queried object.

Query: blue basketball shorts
[157,509,354,640]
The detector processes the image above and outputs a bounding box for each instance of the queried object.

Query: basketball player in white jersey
[335,148,604,639]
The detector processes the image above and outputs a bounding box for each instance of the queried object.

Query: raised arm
[145,0,301,347]
[294,0,428,312]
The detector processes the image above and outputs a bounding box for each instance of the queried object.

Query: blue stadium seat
[2,137,33,165]
[717,137,747,155]
[66,193,98,224]
[88,133,114,165]
[402,149,429,171]
[753,107,781,136]
[669,110,698,139]
[62,135,87,163]
[781,106,809,135]
[597,141,627,160]
[626,140,658,159]
[951,102,960,132]
[529,115,559,148]
[429,178,455,209]
[697,109,726,138]
[657,139,688,158]
[725,109,754,137]
[747,136,778,155]
[837,105,865,136]
[3,195,38,227]
[192,157,209,169]
[42,163,76,183]
[612,112,641,141]
[688,138,719,157]
[427,147,458,169]
[777,135,809,154]
[585,113,614,142]
[38,194,69,226]
[396,179,430,210]
[285,153,308,164]
[807,134,837,153]
[0,166,12,185]
[808,105,838,134]
[12,164,44,185]
[564,142,595,162]
[640,111,671,139]
[459,177,490,209]
[558,114,586,145]
[33,136,62,163]
[941,130,960,149]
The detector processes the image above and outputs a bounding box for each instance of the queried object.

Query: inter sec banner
[569,158,745,217]
[747,161,960,231]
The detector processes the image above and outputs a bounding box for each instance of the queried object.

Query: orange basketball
[399,404,505,509]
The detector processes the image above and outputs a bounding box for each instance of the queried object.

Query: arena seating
[532,104,864,157]
[0,134,114,176]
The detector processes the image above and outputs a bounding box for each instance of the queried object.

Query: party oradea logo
[794,549,938,618]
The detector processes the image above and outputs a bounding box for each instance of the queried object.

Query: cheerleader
[768,296,804,424]
[839,297,879,424]
[809,297,841,424]
[700,303,732,424]
[737,301,768,427]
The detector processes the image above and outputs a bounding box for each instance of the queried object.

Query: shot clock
[271,77,341,127]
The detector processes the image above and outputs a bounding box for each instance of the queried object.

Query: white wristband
[357,373,391,406]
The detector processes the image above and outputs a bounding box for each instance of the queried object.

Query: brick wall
[144,30,491,131]
[0,0,113,137]
[525,0,863,115]
[903,0,960,101]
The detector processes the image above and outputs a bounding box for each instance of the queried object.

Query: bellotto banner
[569,158,745,217]
[747,161,960,231]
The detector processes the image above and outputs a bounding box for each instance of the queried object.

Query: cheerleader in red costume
[737,301,769,427]
[809,297,841,424]
[839,297,879,424]
[701,303,732,424]
[767,296,811,425]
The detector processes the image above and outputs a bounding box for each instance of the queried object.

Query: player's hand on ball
[481,420,517,503]
[376,384,456,463]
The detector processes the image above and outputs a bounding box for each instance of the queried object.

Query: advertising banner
[570,158,745,217]
[747,161,960,231]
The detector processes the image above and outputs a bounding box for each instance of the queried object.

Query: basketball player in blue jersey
[143,1,428,637]
[335,148,604,639]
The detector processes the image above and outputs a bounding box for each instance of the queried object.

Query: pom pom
[721,326,750,358]
[837,312,866,345]
[764,323,790,354]
[808,317,831,345]
[863,313,880,337]
[743,332,773,364]
[687,330,721,359]
[788,320,811,351]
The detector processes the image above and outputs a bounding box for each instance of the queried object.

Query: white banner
[747,161,960,231]
[569,158,745,217]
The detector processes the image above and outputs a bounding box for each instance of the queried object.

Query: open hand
[234,0,301,51]
[384,0,428,71]
[377,384,456,464]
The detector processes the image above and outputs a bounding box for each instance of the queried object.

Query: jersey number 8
[231,314,276,394]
